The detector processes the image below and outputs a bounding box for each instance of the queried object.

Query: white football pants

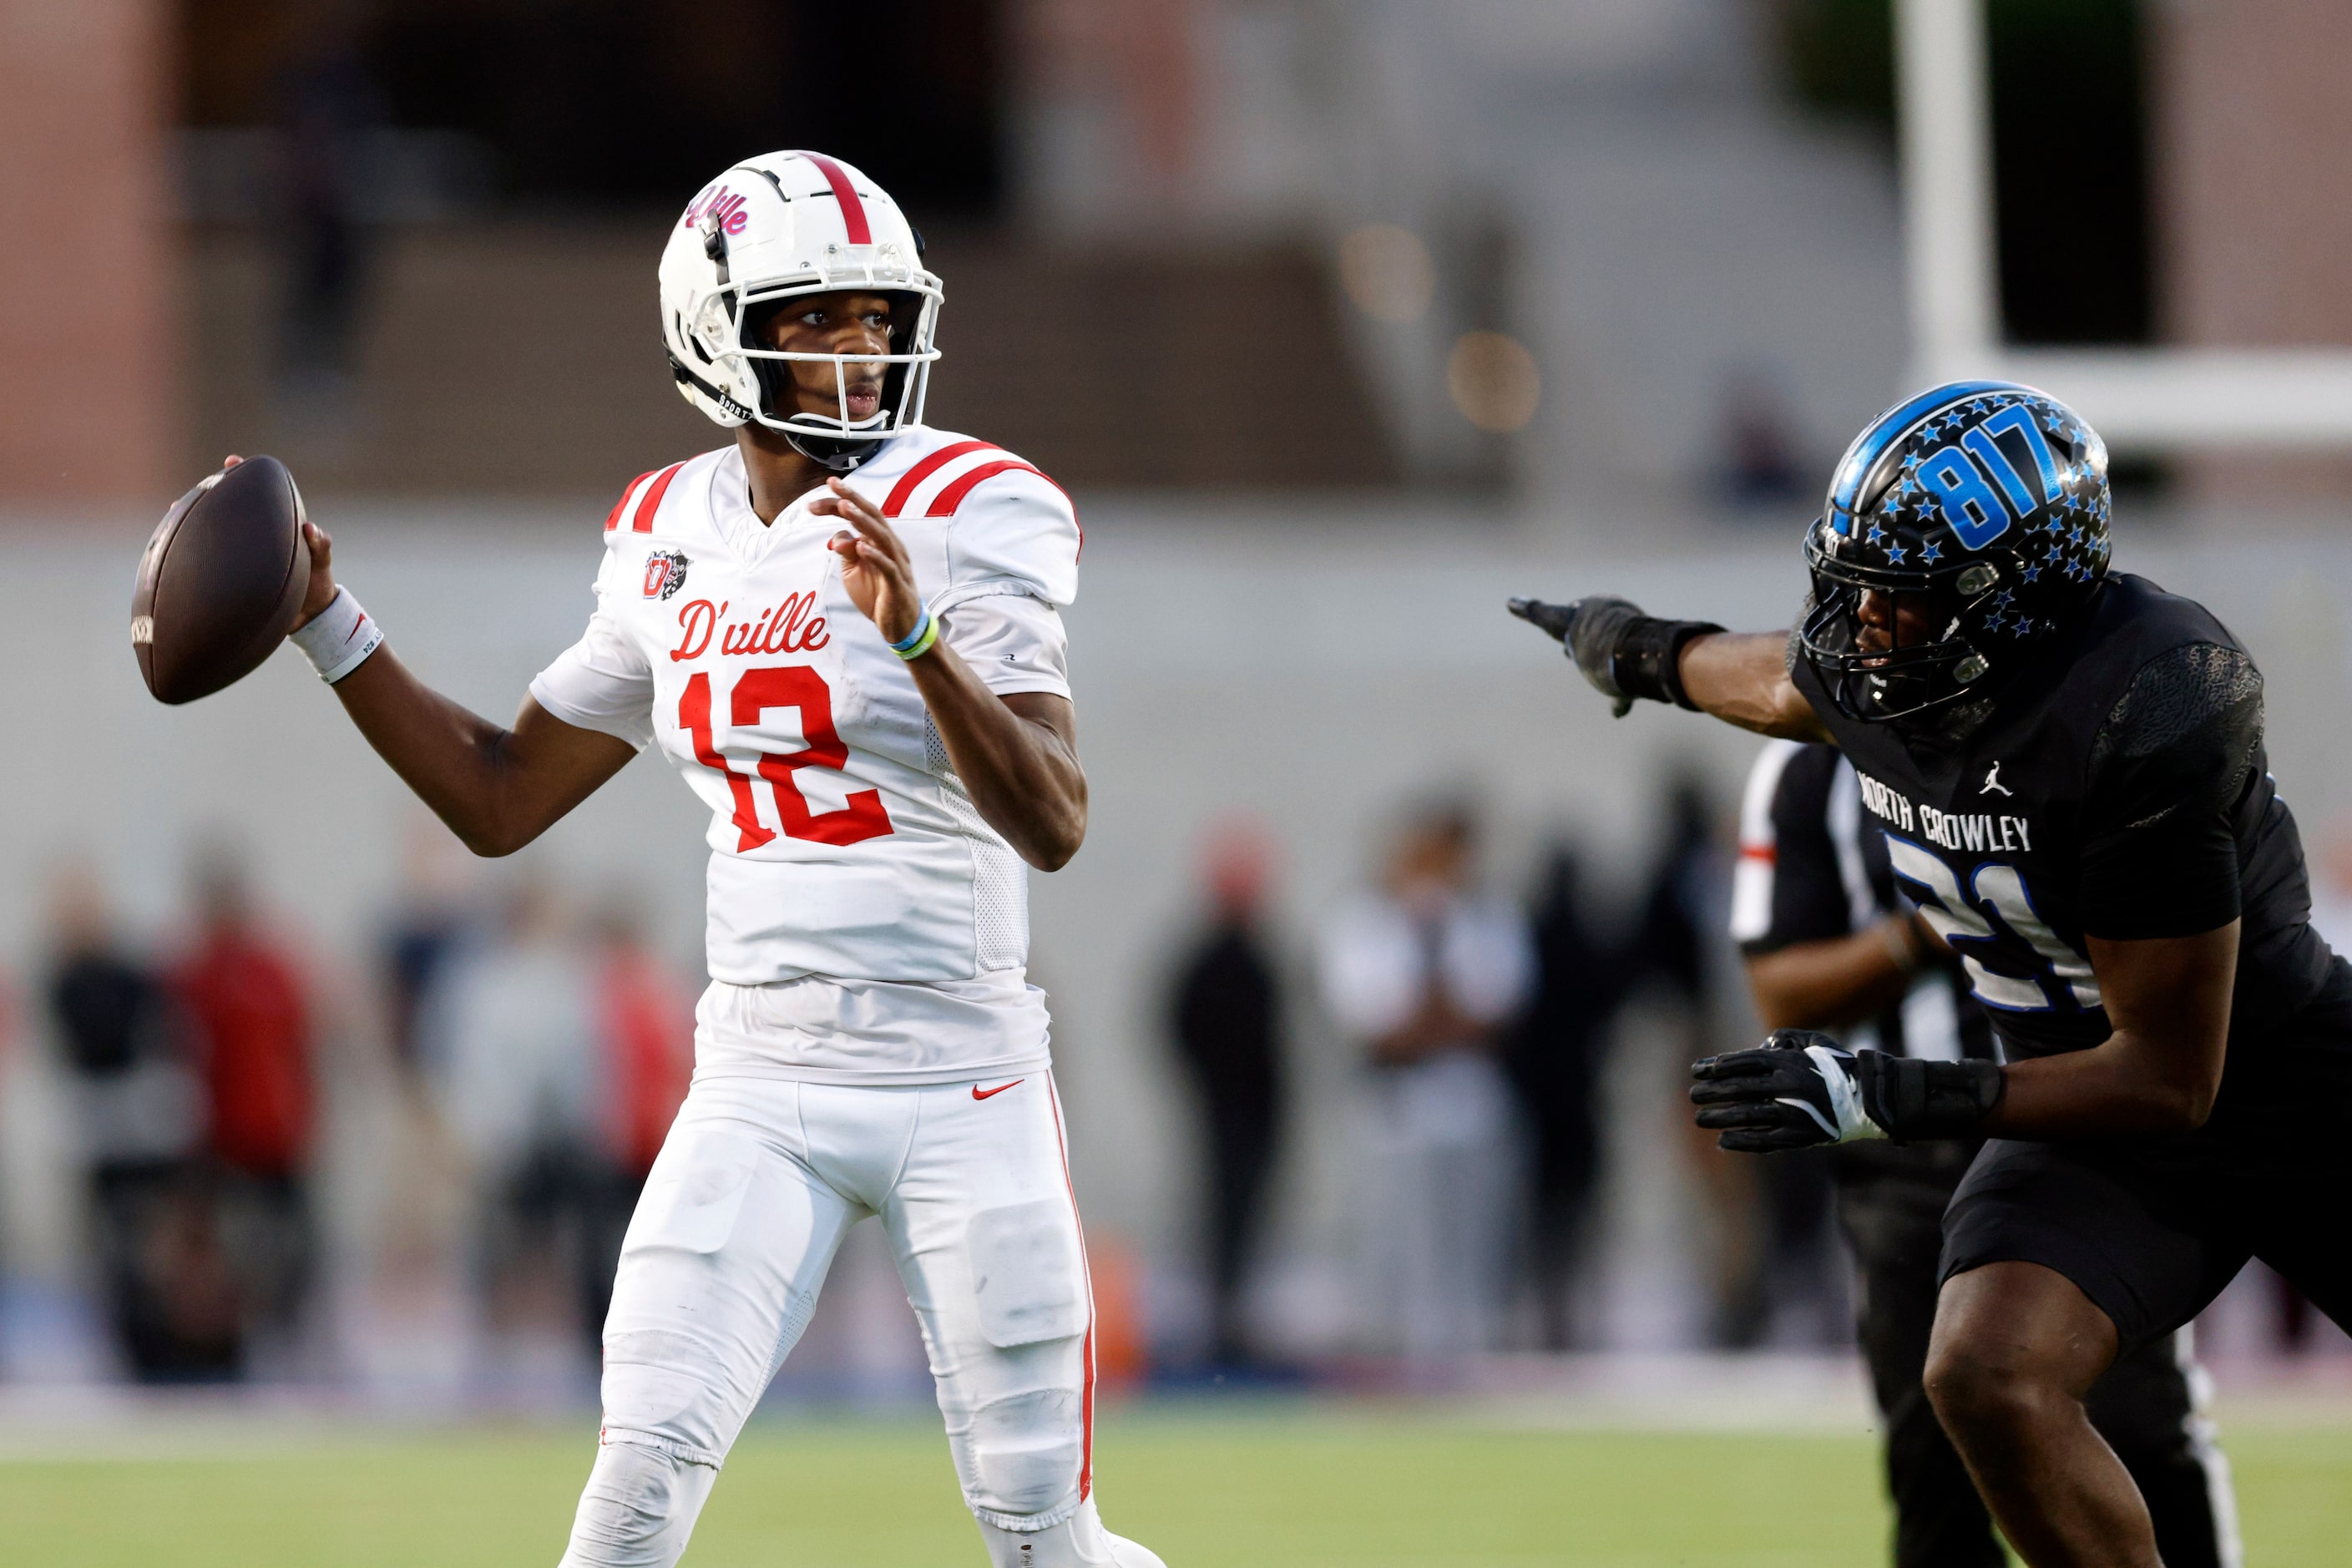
[557,1071,1161,1568]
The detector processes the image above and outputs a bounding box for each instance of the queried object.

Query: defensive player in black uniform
[1732,739,2236,1568]
[1512,379,2350,1568]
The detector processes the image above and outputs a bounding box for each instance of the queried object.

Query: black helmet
[1798,380,2112,723]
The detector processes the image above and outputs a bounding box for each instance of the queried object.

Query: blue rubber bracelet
[889,608,933,653]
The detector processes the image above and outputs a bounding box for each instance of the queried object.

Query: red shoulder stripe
[604,469,658,532]
[882,440,998,517]
[925,458,1045,517]
[923,458,1082,559]
[630,462,687,533]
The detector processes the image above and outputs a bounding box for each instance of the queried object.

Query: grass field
[8,1409,2352,1566]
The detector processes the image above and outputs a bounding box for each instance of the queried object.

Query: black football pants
[1834,1147,2234,1568]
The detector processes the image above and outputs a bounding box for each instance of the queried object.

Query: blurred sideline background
[3,0,2352,1424]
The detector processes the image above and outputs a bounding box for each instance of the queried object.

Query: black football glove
[1507,595,1724,717]
[1690,1029,2006,1152]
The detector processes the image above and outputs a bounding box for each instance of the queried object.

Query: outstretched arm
[293,519,638,856]
[817,478,1087,872]
[1508,597,1829,741]
[1678,632,1832,741]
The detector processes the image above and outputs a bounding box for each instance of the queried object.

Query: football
[130,456,311,705]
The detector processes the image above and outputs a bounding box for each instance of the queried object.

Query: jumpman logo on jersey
[1980,761,2012,797]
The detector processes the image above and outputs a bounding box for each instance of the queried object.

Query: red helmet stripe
[800,152,873,245]
[631,462,687,533]
[882,440,999,517]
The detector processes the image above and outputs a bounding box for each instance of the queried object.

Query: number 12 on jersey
[680,666,895,850]
[1885,836,2102,1014]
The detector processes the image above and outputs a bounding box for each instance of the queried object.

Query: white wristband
[289,588,384,684]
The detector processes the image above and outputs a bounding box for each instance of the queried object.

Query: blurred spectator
[175,855,320,1369]
[1166,820,1287,1368]
[1717,363,1808,507]
[381,821,477,1078]
[422,881,620,1364]
[589,901,695,1332]
[1505,845,1625,1350]
[1628,770,1833,1347]
[271,24,386,434]
[43,864,234,1380]
[1320,801,1533,1359]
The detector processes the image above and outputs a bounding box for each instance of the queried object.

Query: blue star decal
[2021,564,2042,583]
[1885,545,1908,565]
[1866,525,1887,545]
[1920,543,1943,563]
[1981,612,2005,635]
[1993,590,2016,609]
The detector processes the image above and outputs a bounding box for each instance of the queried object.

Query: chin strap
[669,352,756,424]
[781,427,882,473]
[670,348,889,471]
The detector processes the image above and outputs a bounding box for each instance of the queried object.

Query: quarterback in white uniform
[259,150,1162,1568]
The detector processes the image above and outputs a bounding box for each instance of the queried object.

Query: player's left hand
[1507,595,1644,717]
[816,478,923,645]
[1690,1029,1890,1152]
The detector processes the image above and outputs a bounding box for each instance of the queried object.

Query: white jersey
[530,428,1079,1083]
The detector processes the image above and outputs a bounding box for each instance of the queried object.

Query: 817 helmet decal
[1798,380,2112,723]
[657,150,943,472]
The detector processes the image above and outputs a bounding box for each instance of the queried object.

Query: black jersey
[1731,740,1996,1063]
[1791,573,2334,1062]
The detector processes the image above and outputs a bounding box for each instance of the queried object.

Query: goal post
[1894,0,2352,452]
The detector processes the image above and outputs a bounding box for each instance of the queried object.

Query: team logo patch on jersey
[643,549,690,600]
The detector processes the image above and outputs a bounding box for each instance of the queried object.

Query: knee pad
[963,1383,1088,1518]
[977,1500,1166,1568]
[598,1327,741,1465]
[559,1437,719,1568]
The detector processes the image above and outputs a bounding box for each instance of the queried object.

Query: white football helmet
[658,150,943,471]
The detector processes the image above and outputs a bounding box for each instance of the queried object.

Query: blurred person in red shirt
[594,903,693,1188]
[578,901,694,1357]
[174,852,318,1363]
